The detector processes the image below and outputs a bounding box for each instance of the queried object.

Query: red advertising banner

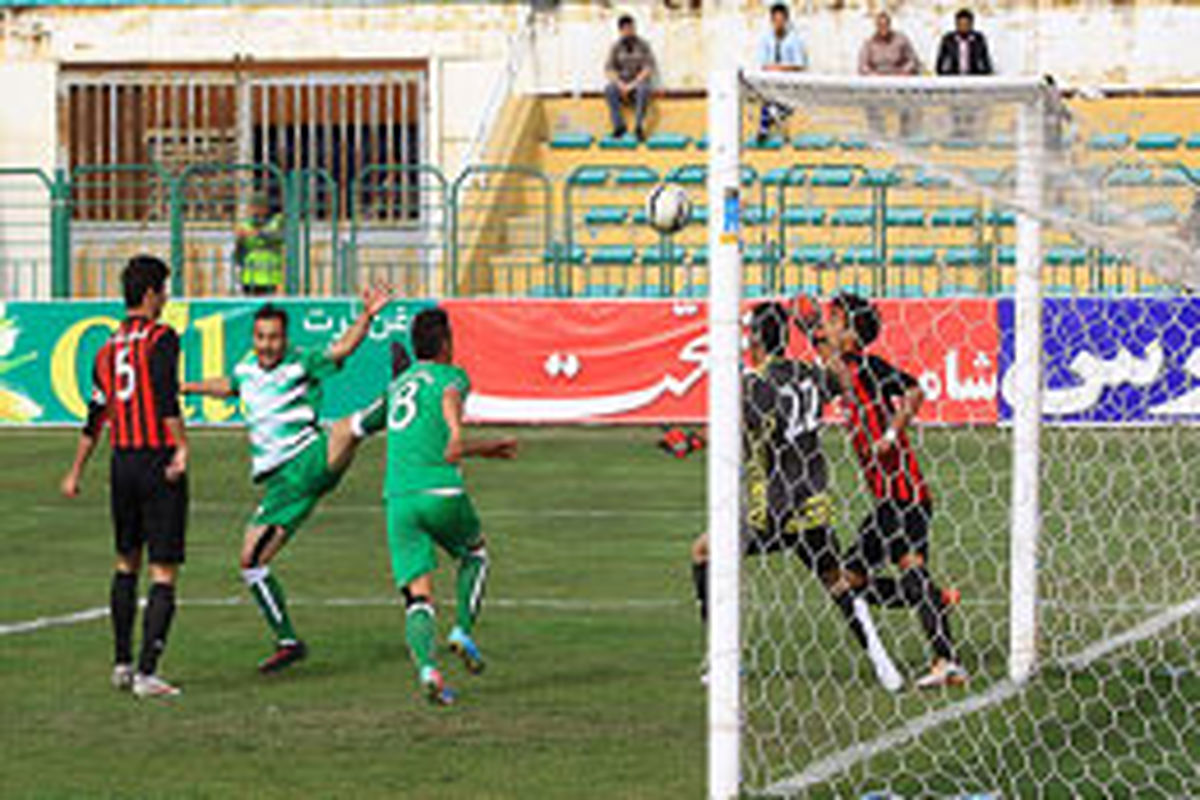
[446,299,999,425]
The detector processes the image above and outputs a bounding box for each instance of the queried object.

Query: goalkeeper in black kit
[690,302,902,691]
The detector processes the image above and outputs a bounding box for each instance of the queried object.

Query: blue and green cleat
[448,627,486,675]
[419,666,456,706]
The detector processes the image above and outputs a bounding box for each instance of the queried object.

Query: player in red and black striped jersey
[799,292,967,689]
[60,255,189,699]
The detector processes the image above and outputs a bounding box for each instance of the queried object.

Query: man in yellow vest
[235,194,285,296]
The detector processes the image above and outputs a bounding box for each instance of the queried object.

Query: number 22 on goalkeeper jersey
[358,361,472,494]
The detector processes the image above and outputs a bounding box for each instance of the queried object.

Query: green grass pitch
[0,426,1196,798]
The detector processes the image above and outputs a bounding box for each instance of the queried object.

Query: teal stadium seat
[762,167,791,186]
[793,133,836,150]
[742,206,775,226]
[988,133,1015,150]
[785,283,824,297]
[571,167,609,187]
[839,135,869,150]
[842,246,882,265]
[914,171,952,189]
[931,207,978,227]
[832,206,874,226]
[1106,167,1154,187]
[1046,246,1087,266]
[646,133,690,150]
[599,134,639,150]
[944,246,985,266]
[1157,167,1191,186]
[884,207,924,227]
[584,206,628,226]
[547,244,586,265]
[903,134,933,149]
[640,244,686,265]
[550,132,594,149]
[998,245,1016,266]
[744,283,770,298]
[986,209,1016,227]
[942,138,981,151]
[1187,133,1200,150]
[782,206,826,226]
[695,135,709,150]
[690,206,710,225]
[861,169,901,188]
[968,168,1006,187]
[678,283,707,298]
[667,165,705,185]
[746,136,785,150]
[631,284,671,298]
[891,285,927,298]
[1136,133,1181,151]
[890,246,936,266]
[810,167,856,187]
[791,245,835,264]
[615,167,658,186]
[743,244,777,264]
[1089,133,1131,151]
[936,284,981,297]
[527,285,559,298]
[590,245,637,265]
[692,246,709,266]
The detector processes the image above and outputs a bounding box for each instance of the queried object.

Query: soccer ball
[644,183,692,235]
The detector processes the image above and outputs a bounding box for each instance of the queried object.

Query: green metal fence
[0,159,1189,300]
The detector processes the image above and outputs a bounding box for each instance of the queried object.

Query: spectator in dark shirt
[936,9,994,140]
[604,15,657,141]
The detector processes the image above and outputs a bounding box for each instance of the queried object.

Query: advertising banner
[0,298,426,426]
[998,298,1200,423]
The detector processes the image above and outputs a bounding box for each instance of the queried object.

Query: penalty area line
[761,592,1200,797]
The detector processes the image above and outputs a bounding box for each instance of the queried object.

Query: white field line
[0,596,686,638]
[30,503,703,519]
[762,591,1200,797]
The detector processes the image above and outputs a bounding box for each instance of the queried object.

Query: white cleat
[914,659,969,690]
[111,663,134,692]
[132,673,181,699]
[871,652,905,693]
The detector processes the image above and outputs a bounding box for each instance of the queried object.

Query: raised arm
[326,283,393,366]
[442,386,517,463]
[181,376,234,398]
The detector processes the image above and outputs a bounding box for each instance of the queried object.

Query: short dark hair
[618,14,634,29]
[770,3,789,18]
[412,307,451,360]
[831,292,881,348]
[121,254,170,308]
[956,8,974,22]
[749,302,789,357]
[254,303,289,332]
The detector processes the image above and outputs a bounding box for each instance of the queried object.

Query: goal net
[705,71,1199,799]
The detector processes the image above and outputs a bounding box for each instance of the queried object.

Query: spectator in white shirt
[755,3,808,142]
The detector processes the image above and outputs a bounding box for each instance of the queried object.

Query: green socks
[243,567,298,644]
[405,599,437,672]
[455,547,489,635]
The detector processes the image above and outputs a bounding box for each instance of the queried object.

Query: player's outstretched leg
[823,576,903,693]
[897,554,968,689]
[403,577,455,706]
[240,525,307,674]
[449,541,488,675]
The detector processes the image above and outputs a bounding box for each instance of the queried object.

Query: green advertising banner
[0,298,430,427]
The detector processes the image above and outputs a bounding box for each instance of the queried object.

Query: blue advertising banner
[999,298,1200,423]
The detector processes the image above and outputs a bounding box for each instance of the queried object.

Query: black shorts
[743,492,840,576]
[110,449,188,564]
[846,499,933,574]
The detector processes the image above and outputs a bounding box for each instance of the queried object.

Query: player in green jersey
[352,307,516,705]
[182,285,392,673]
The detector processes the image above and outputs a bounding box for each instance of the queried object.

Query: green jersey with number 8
[357,361,472,495]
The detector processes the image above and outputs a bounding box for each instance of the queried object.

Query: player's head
[955,8,974,34]
[412,307,452,363]
[770,2,789,33]
[875,11,892,37]
[828,292,881,352]
[618,14,635,38]
[253,303,289,368]
[121,254,170,317]
[747,301,789,364]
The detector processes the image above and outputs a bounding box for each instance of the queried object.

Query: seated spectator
[756,2,808,142]
[604,15,657,141]
[858,12,921,138]
[935,9,993,76]
[936,8,994,139]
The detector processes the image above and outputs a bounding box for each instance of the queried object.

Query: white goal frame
[705,71,1052,800]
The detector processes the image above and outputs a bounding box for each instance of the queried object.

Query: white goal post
[706,70,1198,799]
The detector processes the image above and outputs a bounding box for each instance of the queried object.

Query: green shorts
[251,433,343,538]
[386,490,482,589]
